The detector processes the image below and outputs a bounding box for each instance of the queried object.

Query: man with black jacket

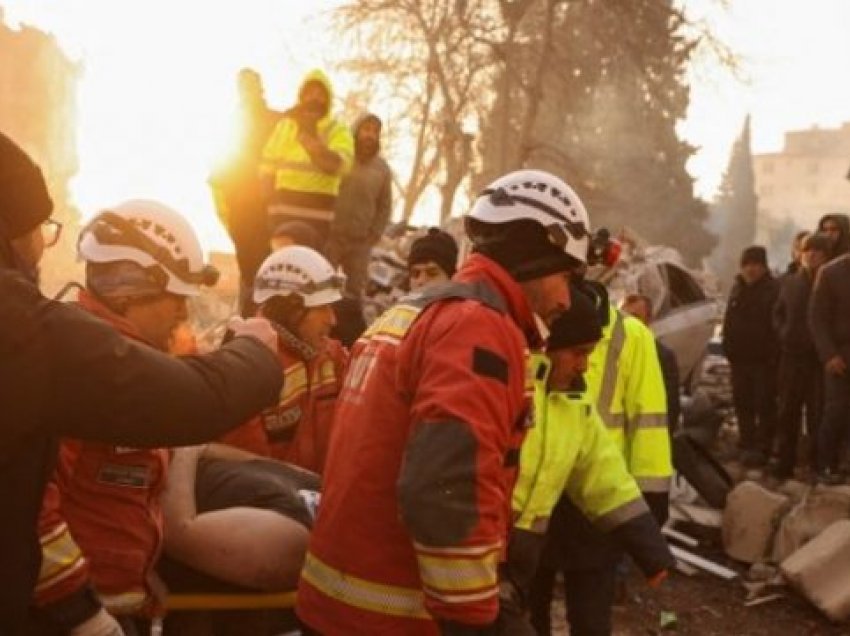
[722,245,780,466]
[0,131,283,635]
[772,233,830,479]
[809,243,850,484]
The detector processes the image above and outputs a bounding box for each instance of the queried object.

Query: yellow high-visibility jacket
[260,70,354,205]
[585,304,672,493]
[512,353,648,535]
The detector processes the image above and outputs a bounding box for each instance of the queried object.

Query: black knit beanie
[740,245,767,267]
[408,228,459,277]
[466,218,577,282]
[546,284,603,351]
[0,132,53,241]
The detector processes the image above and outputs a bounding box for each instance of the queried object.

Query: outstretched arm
[161,447,308,591]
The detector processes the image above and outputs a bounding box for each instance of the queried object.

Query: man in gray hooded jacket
[325,113,392,297]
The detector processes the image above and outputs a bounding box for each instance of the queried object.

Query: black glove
[643,491,670,527]
[609,511,675,579]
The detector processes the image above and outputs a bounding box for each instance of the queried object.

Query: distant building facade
[753,122,850,255]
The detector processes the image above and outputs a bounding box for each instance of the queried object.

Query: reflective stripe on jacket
[512,353,647,535]
[585,304,672,492]
[296,255,538,635]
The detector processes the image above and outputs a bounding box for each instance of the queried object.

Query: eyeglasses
[43,219,63,248]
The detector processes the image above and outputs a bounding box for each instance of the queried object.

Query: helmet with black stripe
[78,200,218,300]
[253,245,344,307]
[465,170,591,281]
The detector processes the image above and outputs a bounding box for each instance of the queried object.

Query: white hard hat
[78,200,216,297]
[254,245,344,307]
[467,169,591,265]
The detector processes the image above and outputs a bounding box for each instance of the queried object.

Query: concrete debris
[772,487,850,563]
[781,519,850,622]
[670,503,722,528]
[744,593,784,608]
[722,481,790,564]
[777,479,811,502]
[747,562,778,582]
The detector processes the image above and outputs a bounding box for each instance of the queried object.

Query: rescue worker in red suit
[32,200,223,634]
[296,169,594,636]
[218,245,348,474]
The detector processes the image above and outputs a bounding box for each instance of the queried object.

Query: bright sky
[3,0,850,253]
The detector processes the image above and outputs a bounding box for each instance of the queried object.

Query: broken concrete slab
[772,487,850,563]
[671,502,722,527]
[781,519,850,622]
[722,481,790,563]
[777,479,810,502]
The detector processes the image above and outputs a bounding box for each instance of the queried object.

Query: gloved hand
[610,511,675,581]
[643,491,670,527]
[227,316,278,353]
[68,608,125,636]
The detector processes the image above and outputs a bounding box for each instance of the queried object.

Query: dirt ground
[549,564,847,636]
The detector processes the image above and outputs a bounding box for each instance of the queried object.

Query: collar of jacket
[76,288,150,345]
[455,253,542,348]
[274,321,318,361]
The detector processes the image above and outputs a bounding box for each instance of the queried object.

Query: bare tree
[334,0,499,223]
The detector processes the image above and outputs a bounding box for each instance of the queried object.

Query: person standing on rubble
[809,235,850,484]
[296,169,592,636]
[325,113,392,297]
[0,131,283,636]
[772,233,830,480]
[209,68,281,316]
[261,69,353,246]
[722,245,780,467]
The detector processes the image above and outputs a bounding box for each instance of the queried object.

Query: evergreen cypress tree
[711,115,758,284]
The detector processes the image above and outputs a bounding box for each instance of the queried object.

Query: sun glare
[3,0,344,253]
[4,0,850,251]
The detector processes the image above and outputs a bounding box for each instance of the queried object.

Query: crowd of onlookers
[721,214,850,484]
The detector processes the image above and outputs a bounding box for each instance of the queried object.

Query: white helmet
[253,245,344,307]
[78,199,217,297]
[467,169,591,265]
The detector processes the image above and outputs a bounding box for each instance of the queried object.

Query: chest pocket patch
[97,464,151,489]
[263,405,303,443]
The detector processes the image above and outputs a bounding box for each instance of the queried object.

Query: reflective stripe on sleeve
[267,203,334,222]
[594,497,649,532]
[416,550,499,594]
[36,524,85,591]
[301,552,430,619]
[597,312,626,429]
[635,476,671,493]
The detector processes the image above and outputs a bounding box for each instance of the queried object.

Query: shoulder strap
[401,280,507,314]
